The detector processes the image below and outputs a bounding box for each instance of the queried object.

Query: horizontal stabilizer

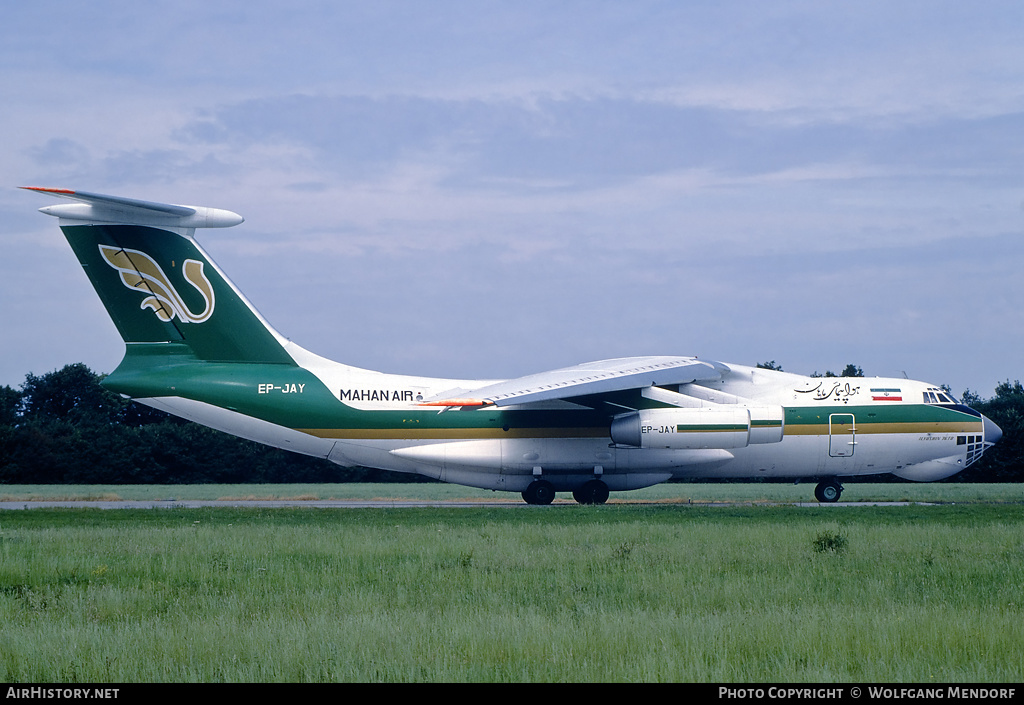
[21,187,244,229]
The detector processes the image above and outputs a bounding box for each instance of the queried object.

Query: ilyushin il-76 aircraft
[24,187,1003,504]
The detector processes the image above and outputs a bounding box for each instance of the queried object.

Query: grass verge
[0,503,1021,682]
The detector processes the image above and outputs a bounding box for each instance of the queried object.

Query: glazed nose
[982,414,1002,445]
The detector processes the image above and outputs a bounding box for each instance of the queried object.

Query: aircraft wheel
[572,479,610,505]
[522,480,556,505]
[814,479,843,503]
[572,485,594,505]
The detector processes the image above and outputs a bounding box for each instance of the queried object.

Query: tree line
[1,363,1021,484]
[0,363,406,484]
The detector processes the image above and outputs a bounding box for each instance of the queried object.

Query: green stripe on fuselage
[104,344,981,443]
[675,424,747,433]
[784,403,982,436]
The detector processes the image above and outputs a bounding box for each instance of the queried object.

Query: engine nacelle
[610,406,784,450]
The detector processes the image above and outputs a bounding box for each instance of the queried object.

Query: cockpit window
[924,389,956,404]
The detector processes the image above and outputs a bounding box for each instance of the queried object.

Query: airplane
[22,186,1003,504]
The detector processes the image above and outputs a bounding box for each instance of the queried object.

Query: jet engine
[610,406,784,449]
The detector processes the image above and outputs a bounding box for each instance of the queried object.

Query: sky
[2,1,1023,398]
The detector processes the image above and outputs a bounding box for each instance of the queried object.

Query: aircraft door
[828,413,856,458]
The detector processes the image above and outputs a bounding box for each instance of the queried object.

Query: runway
[0,499,933,510]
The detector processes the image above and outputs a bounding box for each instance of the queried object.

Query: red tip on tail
[20,186,77,195]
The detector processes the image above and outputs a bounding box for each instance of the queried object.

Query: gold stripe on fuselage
[784,422,983,436]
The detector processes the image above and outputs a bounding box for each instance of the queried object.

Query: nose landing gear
[814,478,844,503]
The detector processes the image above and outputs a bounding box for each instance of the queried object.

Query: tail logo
[98,245,215,323]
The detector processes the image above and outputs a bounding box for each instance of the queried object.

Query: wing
[421,356,726,407]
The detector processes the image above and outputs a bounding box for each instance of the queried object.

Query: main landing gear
[814,478,844,503]
[521,480,556,505]
[572,479,610,505]
[521,479,610,505]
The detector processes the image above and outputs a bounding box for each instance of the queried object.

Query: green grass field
[1,486,1022,682]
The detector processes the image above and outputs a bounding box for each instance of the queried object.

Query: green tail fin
[23,187,294,367]
[61,223,293,365]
